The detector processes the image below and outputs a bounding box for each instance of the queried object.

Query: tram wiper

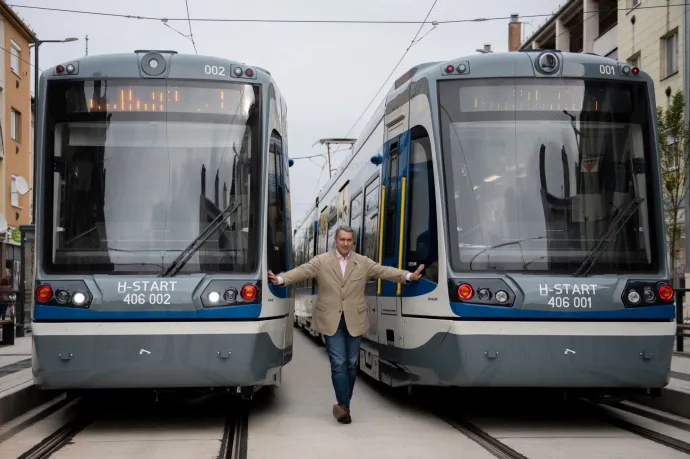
[159,201,241,277]
[573,197,643,277]
[468,236,545,269]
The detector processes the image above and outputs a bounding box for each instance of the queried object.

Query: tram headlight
[627,290,641,304]
[72,292,87,306]
[643,287,656,303]
[495,291,508,303]
[224,288,238,302]
[208,291,221,304]
[56,290,71,304]
[477,288,491,301]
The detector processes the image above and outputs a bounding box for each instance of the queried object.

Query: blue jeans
[324,314,362,409]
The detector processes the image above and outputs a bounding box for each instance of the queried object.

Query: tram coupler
[232,385,254,400]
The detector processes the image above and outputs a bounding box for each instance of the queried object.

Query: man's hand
[409,264,425,281]
[268,270,280,285]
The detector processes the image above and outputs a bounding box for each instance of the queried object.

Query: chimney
[508,13,521,52]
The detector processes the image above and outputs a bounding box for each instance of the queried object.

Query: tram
[31,50,295,395]
[293,50,674,398]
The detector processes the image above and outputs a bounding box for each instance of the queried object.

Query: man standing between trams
[268,225,425,424]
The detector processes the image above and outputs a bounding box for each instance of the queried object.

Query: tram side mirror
[14,176,29,195]
[288,158,294,168]
[370,153,383,165]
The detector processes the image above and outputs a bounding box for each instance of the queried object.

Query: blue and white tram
[293,50,675,397]
[31,50,295,395]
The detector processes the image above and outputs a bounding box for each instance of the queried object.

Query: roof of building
[0,1,37,42]
[520,0,580,49]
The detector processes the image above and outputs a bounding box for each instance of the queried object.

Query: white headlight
[208,291,221,303]
[72,292,86,305]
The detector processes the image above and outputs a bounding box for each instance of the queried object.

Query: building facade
[514,0,620,58]
[0,1,35,287]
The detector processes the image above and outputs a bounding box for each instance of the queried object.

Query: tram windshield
[41,79,261,274]
[438,78,658,274]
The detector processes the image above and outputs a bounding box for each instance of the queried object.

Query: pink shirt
[277,250,412,283]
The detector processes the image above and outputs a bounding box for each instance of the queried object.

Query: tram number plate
[547,296,592,309]
[118,281,176,305]
[539,283,598,309]
[123,293,171,305]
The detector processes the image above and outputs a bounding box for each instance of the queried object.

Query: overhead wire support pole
[312,138,357,178]
[671,3,690,323]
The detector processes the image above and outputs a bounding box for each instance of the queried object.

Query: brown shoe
[332,404,352,424]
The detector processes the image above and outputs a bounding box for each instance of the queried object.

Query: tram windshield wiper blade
[573,197,643,277]
[468,236,545,269]
[159,201,241,277]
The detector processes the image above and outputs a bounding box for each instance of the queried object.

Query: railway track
[16,411,93,459]
[12,395,250,459]
[438,413,528,459]
[420,387,690,459]
[218,402,249,459]
[438,404,690,459]
[586,401,690,456]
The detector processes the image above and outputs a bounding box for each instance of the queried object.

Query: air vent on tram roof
[134,50,178,54]
[520,48,562,53]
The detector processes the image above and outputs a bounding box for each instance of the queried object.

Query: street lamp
[30,37,78,222]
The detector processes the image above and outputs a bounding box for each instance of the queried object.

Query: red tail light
[36,285,53,302]
[658,284,674,301]
[241,284,257,301]
[457,283,473,300]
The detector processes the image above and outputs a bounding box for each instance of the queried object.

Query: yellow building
[0,1,35,284]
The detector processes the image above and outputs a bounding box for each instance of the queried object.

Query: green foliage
[657,89,690,273]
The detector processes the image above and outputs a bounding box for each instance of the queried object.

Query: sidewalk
[0,334,55,427]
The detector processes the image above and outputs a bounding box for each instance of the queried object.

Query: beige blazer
[279,249,409,337]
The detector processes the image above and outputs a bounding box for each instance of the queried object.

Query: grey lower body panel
[375,333,674,388]
[32,331,290,390]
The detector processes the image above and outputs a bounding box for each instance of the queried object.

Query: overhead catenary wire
[18,0,686,231]
[7,2,690,25]
[293,0,439,232]
[183,0,198,54]
[338,0,439,143]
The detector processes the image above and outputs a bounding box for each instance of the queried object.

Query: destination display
[458,81,625,113]
[64,81,248,115]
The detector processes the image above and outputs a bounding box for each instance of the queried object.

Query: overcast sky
[12,0,560,229]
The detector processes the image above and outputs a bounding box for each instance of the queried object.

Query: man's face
[334,230,354,255]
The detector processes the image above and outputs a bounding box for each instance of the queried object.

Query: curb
[0,382,60,428]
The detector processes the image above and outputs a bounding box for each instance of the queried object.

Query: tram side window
[362,177,380,260]
[349,191,363,251]
[267,130,287,273]
[385,141,399,257]
[406,126,438,283]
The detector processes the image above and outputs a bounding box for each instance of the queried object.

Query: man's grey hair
[334,226,355,238]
